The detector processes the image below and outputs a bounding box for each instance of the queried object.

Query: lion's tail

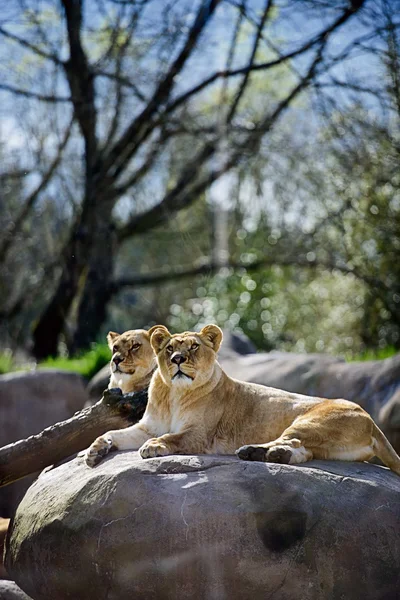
[372,423,400,476]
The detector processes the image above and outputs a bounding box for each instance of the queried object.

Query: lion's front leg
[139,430,205,459]
[84,423,151,467]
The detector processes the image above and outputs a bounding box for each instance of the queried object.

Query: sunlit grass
[347,346,397,362]
[39,344,111,379]
[0,343,397,379]
[0,350,14,374]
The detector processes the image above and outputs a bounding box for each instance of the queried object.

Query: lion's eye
[191,343,199,351]
[112,346,118,354]
[131,343,140,351]
[166,345,173,354]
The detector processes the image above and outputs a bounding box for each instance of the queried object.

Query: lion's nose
[171,353,186,365]
[113,356,124,365]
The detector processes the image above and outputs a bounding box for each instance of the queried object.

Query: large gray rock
[0,370,89,516]
[0,581,32,600]
[5,452,400,600]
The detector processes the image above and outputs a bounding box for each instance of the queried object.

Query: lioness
[85,325,400,475]
[106,328,158,393]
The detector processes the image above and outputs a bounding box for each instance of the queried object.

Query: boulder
[86,364,110,404]
[5,452,400,600]
[0,370,89,516]
[0,581,32,600]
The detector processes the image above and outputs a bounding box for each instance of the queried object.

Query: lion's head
[150,324,223,389]
[107,328,158,391]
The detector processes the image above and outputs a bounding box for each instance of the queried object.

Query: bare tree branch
[165,3,364,117]
[94,68,147,101]
[0,117,74,263]
[0,83,70,103]
[62,0,98,166]
[103,0,223,180]
[227,0,273,123]
[0,25,63,65]
[111,253,386,294]
[117,38,328,241]
[102,11,141,149]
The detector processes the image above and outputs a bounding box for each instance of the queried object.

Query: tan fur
[106,327,159,394]
[86,326,400,475]
[0,517,10,578]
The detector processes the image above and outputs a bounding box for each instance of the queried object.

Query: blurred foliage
[39,344,110,380]
[0,339,397,379]
[0,351,14,375]
[0,0,399,361]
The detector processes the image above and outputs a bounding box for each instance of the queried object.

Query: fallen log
[0,388,148,488]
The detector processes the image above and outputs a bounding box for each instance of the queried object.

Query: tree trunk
[32,193,114,359]
[0,388,148,488]
[31,228,90,359]
[70,225,117,353]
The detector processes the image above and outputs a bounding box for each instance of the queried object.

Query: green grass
[38,343,111,379]
[0,351,14,374]
[347,346,398,362]
[0,343,398,379]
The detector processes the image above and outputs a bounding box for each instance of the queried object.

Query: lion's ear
[199,325,223,352]
[107,331,119,349]
[146,325,166,339]
[150,326,171,354]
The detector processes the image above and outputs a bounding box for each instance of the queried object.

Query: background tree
[0,0,370,358]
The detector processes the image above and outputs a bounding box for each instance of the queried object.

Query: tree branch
[61,0,98,167]
[0,83,70,103]
[226,0,273,123]
[0,26,63,65]
[0,117,74,263]
[0,388,148,488]
[111,254,385,294]
[94,69,147,102]
[102,0,223,180]
[165,2,364,116]
[116,43,326,241]
[115,1,364,242]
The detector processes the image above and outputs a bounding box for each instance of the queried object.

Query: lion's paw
[236,444,269,462]
[84,435,113,467]
[236,444,292,464]
[139,438,171,459]
[266,445,292,464]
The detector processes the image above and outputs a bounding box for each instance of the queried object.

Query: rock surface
[0,370,89,516]
[0,581,32,600]
[6,452,400,600]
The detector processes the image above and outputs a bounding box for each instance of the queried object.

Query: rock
[86,364,110,404]
[5,452,400,600]
[218,330,257,357]
[0,370,89,516]
[0,581,32,600]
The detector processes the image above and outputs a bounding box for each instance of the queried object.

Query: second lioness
[106,328,158,393]
[85,325,400,475]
